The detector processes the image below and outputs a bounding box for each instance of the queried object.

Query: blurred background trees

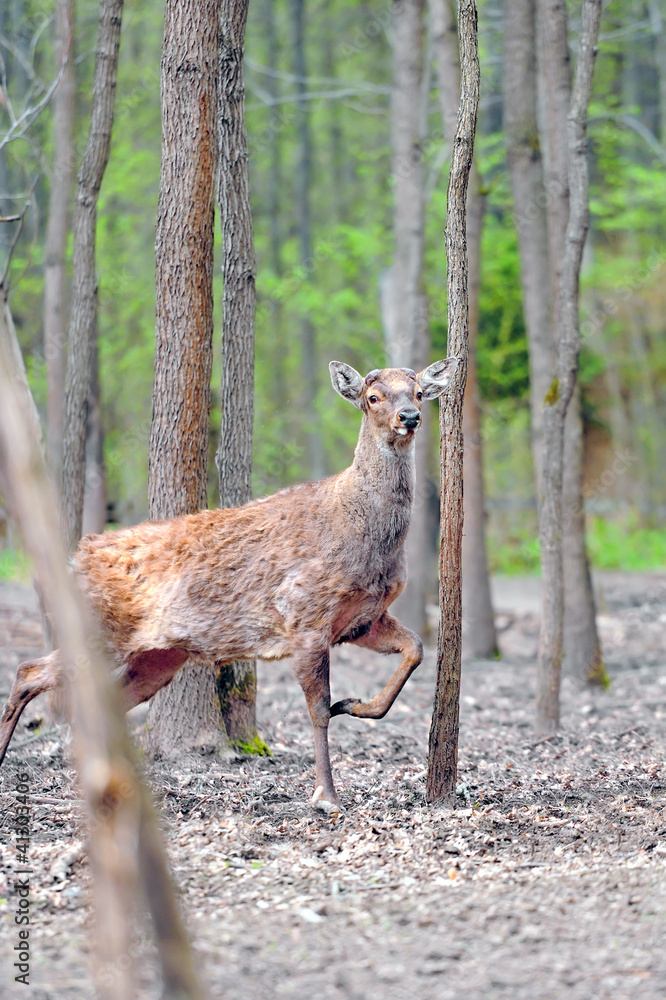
[1,0,665,638]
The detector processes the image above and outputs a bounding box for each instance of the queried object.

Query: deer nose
[398,408,420,429]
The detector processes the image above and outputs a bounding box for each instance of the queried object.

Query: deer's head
[329,358,459,448]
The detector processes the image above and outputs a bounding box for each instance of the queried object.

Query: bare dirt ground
[1,572,665,1000]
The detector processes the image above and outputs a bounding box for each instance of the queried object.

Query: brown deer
[0,358,457,808]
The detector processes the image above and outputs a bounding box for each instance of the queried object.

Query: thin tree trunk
[145,0,222,755]
[291,0,322,478]
[82,336,107,536]
[263,0,288,423]
[503,0,555,486]
[215,0,259,748]
[0,296,204,1000]
[536,0,602,732]
[537,0,604,687]
[426,0,479,804]
[387,0,430,637]
[430,0,497,657]
[265,0,282,280]
[462,170,498,657]
[562,385,606,685]
[649,0,666,143]
[43,0,75,484]
[60,0,123,554]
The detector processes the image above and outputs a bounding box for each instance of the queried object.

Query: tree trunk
[649,0,666,143]
[426,0,479,805]
[82,336,107,536]
[43,0,75,484]
[537,0,604,687]
[462,171,498,657]
[291,0,322,478]
[430,0,497,657]
[0,309,203,1000]
[60,0,123,554]
[145,0,222,756]
[503,0,555,486]
[215,0,259,748]
[536,0,602,732]
[562,386,606,685]
[386,0,430,637]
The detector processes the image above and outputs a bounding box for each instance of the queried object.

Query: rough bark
[0,295,203,1000]
[537,0,604,687]
[536,0,602,732]
[145,0,222,755]
[215,0,258,746]
[426,0,479,804]
[291,0,322,478]
[430,0,497,658]
[43,0,75,484]
[503,0,555,485]
[386,0,430,637]
[60,0,123,554]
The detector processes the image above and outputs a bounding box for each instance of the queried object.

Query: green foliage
[0,548,32,583]
[487,516,666,575]
[587,516,666,571]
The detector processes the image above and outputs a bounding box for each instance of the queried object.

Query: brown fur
[0,359,457,807]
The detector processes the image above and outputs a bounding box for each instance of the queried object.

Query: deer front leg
[290,641,339,809]
[0,652,63,766]
[330,612,423,720]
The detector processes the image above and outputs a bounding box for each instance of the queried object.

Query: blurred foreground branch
[0,298,203,999]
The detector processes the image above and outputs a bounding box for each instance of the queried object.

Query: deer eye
[368,394,378,404]
[416,391,423,401]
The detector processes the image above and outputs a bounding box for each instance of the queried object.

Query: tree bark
[649,0,666,143]
[430,0,497,657]
[215,0,259,747]
[0,291,203,1000]
[60,0,123,554]
[503,0,555,485]
[462,170,498,657]
[426,0,479,804]
[537,0,604,687]
[536,0,602,732]
[43,0,75,484]
[386,0,430,637]
[81,336,107,536]
[145,0,222,755]
[291,0,322,479]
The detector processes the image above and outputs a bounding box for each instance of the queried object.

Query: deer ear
[416,357,459,399]
[329,361,364,408]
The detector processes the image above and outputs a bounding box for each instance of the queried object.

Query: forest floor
[0,571,665,1000]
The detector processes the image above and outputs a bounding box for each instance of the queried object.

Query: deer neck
[347,414,416,546]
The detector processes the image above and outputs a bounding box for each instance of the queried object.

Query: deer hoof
[330,698,362,717]
[311,785,342,815]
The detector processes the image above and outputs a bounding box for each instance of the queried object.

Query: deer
[0,358,457,809]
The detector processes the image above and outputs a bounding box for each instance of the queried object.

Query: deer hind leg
[290,640,339,809]
[330,612,423,720]
[0,651,63,765]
